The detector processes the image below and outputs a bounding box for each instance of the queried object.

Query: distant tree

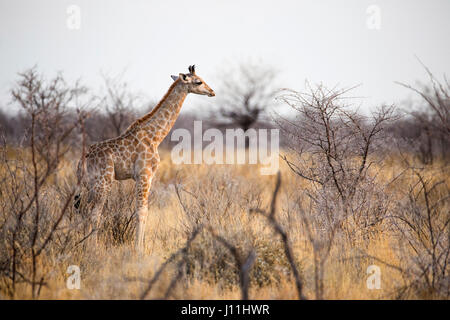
[0,109,15,140]
[396,62,450,164]
[215,61,278,146]
[85,74,140,141]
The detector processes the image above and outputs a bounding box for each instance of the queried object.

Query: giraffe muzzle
[208,91,215,97]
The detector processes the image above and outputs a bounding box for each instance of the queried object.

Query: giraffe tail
[74,157,86,211]
[74,193,81,210]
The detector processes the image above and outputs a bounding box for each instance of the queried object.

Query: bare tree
[388,167,449,298]
[0,68,88,298]
[215,61,278,146]
[275,83,395,298]
[276,83,394,224]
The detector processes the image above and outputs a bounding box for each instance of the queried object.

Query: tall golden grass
[0,147,448,300]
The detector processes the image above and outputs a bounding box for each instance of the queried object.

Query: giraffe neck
[129,80,188,146]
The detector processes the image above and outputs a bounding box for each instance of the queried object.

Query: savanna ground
[1,147,448,300]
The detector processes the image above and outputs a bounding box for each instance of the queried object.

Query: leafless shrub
[274,83,396,298]
[174,169,264,231]
[276,83,395,237]
[140,226,202,300]
[388,168,449,298]
[171,169,300,290]
[208,226,256,300]
[250,172,307,300]
[0,68,88,298]
[290,188,344,300]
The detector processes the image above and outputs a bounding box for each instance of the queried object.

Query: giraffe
[75,65,215,248]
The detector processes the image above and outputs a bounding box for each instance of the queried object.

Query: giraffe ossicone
[76,65,215,249]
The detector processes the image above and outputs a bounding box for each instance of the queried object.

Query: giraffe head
[171,65,215,97]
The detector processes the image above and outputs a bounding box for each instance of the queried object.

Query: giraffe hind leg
[85,168,113,247]
[85,183,108,247]
[134,171,154,250]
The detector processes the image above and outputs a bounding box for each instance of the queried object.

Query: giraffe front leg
[135,171,153,250]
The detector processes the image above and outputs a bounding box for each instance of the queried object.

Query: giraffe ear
[171,75,178,81]
[178,73,189,83]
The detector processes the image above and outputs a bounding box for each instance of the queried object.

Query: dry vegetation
[1,149,448,300]
[0,68,448,300]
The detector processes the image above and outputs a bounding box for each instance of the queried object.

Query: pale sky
[0,0,449,114]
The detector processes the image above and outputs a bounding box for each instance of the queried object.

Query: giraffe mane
[124,78,181,134]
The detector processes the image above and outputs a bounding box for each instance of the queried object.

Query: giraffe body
[76,65,215,248]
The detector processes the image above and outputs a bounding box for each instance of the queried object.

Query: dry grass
[1,147,448,300]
